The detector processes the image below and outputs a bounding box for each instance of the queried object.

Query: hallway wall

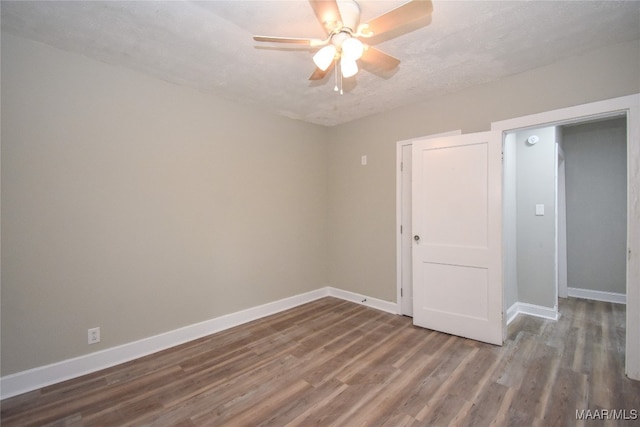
[514,127,558,309]
[563,118,627,294]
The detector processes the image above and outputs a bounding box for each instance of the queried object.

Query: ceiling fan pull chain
[336,61,344,95]
[334,59,339,93]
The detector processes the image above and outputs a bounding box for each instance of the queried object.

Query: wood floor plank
[455,381,511,427]
[542,367,588,427]
[252,378,346,427]
[2,297,638,426]
[282,381,350,427]
[361,333,458,424]
[390,335,463,418]
[414,346,480,421]
[508,342,562,419]
[492,331,539,388]
[286,383,370,427]
[449,346,499,402]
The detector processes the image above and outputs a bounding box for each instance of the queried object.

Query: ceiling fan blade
[360,47,400,72]
[309,0,342,36]
[253,35,325,46]
[362,0,433,38]
[309,61,335,80]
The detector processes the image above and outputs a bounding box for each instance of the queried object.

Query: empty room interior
[1,0,639,425]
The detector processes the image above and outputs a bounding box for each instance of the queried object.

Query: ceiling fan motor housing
[331,31,351,49]
[337,0,361,33]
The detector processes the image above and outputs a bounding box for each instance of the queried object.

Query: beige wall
[327,39,640,302]
[1,34,328,375]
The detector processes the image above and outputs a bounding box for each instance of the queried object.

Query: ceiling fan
[253,0,433,91]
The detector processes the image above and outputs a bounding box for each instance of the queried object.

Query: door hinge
[401,288,403,297]
[400,162,403,171]
[400,225,403,234]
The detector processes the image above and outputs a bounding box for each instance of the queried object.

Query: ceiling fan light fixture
[341,57,358,78]
[313,45,337,71]
[341,37,364,60]
[253,0,434,88]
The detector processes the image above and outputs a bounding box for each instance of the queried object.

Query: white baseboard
[506,301,559,325]
[327,287,398,315]
[506,303,520,325]
[0,286,395,400]
[0,288,330,400]
[568,287,626,304]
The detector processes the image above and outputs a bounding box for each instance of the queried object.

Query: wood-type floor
[2,297,639,426]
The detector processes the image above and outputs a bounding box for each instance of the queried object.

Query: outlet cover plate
[88,327,100,344]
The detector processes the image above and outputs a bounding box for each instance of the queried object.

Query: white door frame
[557,143,568,299]
[491,93,640,380]
[395,130,461,316]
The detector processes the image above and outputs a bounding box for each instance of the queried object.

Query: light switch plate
[535,204,545,216]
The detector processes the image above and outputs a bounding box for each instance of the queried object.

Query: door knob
[414,235,420,241]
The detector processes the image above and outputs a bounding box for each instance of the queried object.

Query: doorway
[491,94,639,380]
[502,117,627,322]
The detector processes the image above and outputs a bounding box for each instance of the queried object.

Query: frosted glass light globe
[313,45,337,71]
[341,37,364,61]
[341,58,358,78]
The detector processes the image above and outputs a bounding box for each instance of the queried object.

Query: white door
[412,131,503,345]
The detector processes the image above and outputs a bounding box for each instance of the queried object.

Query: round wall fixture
[527,135,539,145]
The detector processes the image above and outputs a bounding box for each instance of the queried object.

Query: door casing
[396,130,461,316]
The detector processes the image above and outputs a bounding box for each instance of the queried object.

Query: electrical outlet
[88,327,100,344]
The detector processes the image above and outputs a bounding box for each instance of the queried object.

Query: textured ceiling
[2,1,639,126]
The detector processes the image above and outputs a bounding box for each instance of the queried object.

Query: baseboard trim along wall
[507,302,559,325]
[0,286,396,400]
[506,289,627,326]
[326,287,398,314]
[567,287,627,304]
